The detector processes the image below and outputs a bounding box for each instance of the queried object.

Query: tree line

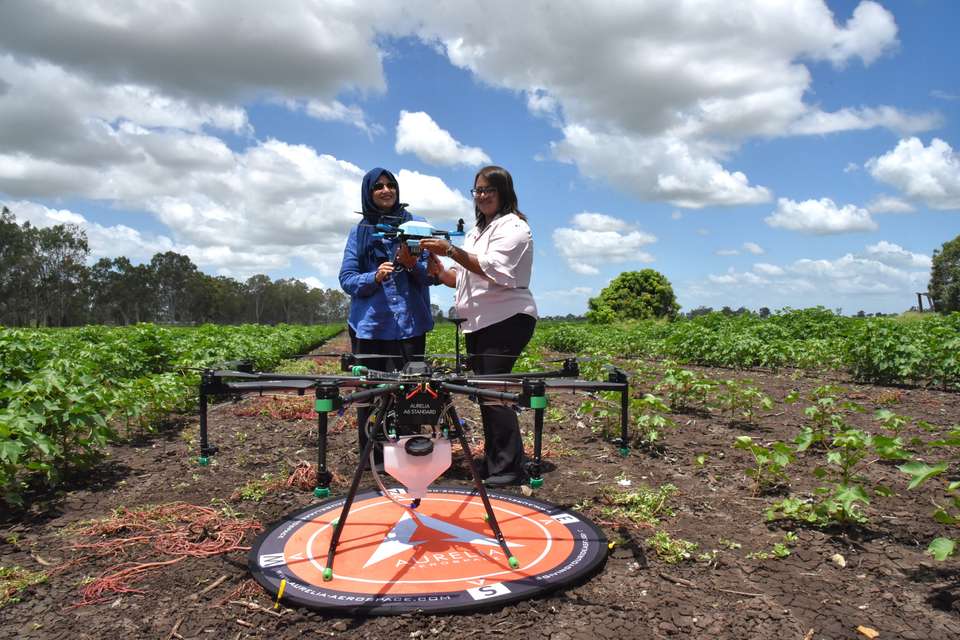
[0,207,349,327]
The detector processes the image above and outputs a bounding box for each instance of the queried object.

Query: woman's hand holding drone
[395,242,418,269]
[374,261,394,283]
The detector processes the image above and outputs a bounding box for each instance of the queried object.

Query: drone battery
[383,435,452,500]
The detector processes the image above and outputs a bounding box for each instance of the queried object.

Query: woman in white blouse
[420,166,537,486]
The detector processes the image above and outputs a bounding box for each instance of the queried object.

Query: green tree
[930,234,960,313]
[586,269,679,323]
[245,274,272,323]
[149,251,198,323]
[0,207,38,325]
[36,223,89,326]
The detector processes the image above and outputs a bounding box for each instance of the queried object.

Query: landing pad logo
[363,510,522,568]
[249,488,608,615]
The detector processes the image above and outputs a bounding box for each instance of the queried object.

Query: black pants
[465,313,536,477]
[354,334,426,458]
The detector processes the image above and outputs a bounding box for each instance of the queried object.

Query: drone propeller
[210,369,262,379]
[541,354,606,363]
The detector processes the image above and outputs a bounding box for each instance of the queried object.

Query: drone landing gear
[317,393,519,581]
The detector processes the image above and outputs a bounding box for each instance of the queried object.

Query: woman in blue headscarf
[339,167,436,462]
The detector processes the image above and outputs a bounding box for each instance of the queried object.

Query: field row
[426,308,960,389]
[0,323,343,505]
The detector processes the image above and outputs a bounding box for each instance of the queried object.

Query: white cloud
[569,212,631,232]
[552,126,772,209]
[304,99,383,137]
[0,1,941,219]
[788,105,940,136]
[825,1,899,66]
[743,242,765,255]
[765,197,878,234]
[931,90,960,102]
[753,263,785,276]
[695,242,929,308]
[538,286,593,300]
[6,200,176,264]
[866,195,916,214]
[716,249,740,256]
[552,212,657,275]
[708,268,768,286]
[0,1,386,103]
[395,111,490,167]
[1,141,467,279]
[395,169,474,224]
[402,0,935,208]
[863,240,930,269]
[298,276,327,290]
[866,137,960,210]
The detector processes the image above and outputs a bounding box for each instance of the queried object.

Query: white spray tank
[383,435,452,500]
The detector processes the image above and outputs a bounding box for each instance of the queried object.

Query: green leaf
[834,484,870,512]
[0,440,24,464]
[927,537,956,561]
[932,508,958,526]
[898,461,948,490]
[874,485,894,497]
[794,428,814,452]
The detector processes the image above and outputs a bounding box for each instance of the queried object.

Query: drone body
[370,217,465,255]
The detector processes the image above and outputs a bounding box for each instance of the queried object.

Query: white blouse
[452,213,538,333]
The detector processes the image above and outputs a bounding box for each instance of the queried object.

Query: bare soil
[1,330,958,639]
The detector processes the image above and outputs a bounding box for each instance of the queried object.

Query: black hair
[474,165,526,231]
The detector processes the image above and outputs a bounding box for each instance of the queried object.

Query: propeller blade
[211,369,261,379]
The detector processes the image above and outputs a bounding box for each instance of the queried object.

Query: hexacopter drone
[365,214,466,258]
[196,345,631,580]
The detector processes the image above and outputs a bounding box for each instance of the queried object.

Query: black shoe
[470,457,489,478]
[482,472,521,487]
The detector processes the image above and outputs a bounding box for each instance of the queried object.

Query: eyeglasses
[372,182,398,192]
[470,187,497,197]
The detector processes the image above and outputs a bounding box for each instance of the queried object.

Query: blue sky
[1,1,957,316]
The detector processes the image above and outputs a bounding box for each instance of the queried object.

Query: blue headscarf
[357,167,410,266]
[361,167,406,223]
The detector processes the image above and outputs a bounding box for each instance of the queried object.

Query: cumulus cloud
[866,195,916,214]
[866,137,960,210]
[552,212,657,275]
[6,200,176,264]
[304,99,383,136]
[753,263,785,276]
[765,197,878,234]
[691,241,930,310]
[552,126,771,209]
[401,0,936,208]
[395,169,473,223]
[719,242,765,256]
[538,286,593,300]
[1,139,467,278]
[0,1,386,103]
[788,105,940,136]
[863,240,930,268]
[395,111,490,167]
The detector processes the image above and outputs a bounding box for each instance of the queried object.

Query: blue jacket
[339,168,435,340]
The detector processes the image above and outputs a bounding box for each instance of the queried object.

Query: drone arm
[440,381,520,404]
[342,383,402,405]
